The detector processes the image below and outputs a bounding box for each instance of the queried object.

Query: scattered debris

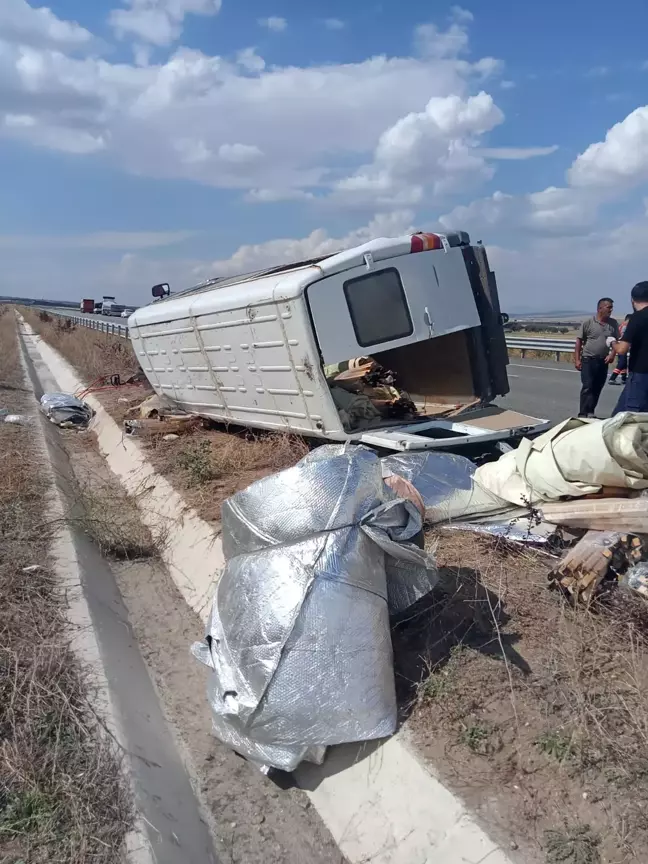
[124,416,198,437]
[127,392,179,420]
[39,392,94,428]
[541,497,648,533]
[22,564,43,573]
[621,562,648,599]
[1,413,29,425]
[475,414,648,506]
[325,358,417,430]
[550,530,643,602]
[163,433,180,441]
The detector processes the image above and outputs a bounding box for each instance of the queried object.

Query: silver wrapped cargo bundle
[192,444,437,772]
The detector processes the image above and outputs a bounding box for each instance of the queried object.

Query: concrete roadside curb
[23,319,515,864]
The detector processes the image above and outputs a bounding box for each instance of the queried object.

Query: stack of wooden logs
[549,529,643,602]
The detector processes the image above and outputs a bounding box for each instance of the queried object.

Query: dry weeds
[397,530,648,862]
[20,307,139,382]
[0,309,132,863]
[67,454,159,560]
[146,426,310,522]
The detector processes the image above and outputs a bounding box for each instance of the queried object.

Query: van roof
[155,230,471,303]
[130,230,472,326]
[169,255,331,301]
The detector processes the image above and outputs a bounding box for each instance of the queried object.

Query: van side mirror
[152,283,170,298]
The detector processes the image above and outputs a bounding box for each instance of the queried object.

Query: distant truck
[80,298,94,313]
[100,296,125,316]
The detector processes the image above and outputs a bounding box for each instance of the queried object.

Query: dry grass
[507,347,574,364]
[396,530,648,862]
[0,309,132,863]
[146,426,310,522]
[20,307,139,382]
[67,454,160,560]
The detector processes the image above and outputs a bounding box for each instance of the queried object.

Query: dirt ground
[59,427,346,864]
[22,305,648,863]
[392,530,648,864]
[0,310,131,863]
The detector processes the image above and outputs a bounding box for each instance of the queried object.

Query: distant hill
[509,309,590,320]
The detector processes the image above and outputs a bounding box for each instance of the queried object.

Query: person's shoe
[621,376,628,385]
[609,376,620,384]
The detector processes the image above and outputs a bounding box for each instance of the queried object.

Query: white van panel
[130,297,342,435]
[307,247,480,364]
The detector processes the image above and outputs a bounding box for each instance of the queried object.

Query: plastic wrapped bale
[39,393,94,428]
[381,451,512,525]
[192,445,437,772]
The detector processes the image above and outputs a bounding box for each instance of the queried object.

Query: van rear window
[343,267,413,347]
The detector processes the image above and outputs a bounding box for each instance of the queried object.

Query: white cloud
[133,42,151,66]
[244,188,315,202]
[0,213,418,303]
[197,211,416,278]
[450,6,474,23]
[0,0,92,50]
[568,106,648,188]
[218,142,263,163]
[442,102,648,237]
[414,22,469,59]
[0,10,509,202]
[323,18,345,30]
[332,91,504,208]
[258,16,287,32]
[440,185,601,236]
[488,214,648,312]
[500,79,515,90]
[236,47,265,73]
[109,0,222,46]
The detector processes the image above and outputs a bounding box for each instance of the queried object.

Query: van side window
[343,267,413,347]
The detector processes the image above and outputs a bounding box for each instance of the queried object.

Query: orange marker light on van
[410,233,443,253]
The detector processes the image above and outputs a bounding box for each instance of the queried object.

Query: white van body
[129,232,549,452]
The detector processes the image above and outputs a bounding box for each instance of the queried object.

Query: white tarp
[474,413,648,506]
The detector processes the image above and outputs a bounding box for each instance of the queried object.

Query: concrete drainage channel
[18,315,514,864]
[17,321,218,864]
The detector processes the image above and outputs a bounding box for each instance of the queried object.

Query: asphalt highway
[500,357,621,424]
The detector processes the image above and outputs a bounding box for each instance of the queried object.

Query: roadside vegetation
[148,428,309,521]
[20,307,139,381]
[0,308,132,863]
[394,530,648,863]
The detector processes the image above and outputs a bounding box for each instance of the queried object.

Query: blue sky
[2,0,648,309]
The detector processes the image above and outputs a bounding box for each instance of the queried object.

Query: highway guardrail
[505,336,576,361]
[38,309,578,360]
[38,309,129,338]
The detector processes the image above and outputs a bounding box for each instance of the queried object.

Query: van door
[306,247,481,364]
[462,245,510,398]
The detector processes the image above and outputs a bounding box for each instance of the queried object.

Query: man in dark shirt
[575,297,619,417]
[613,281,648,414]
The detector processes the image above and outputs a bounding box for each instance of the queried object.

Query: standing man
[613,282,648,414]
[575,298,619,417]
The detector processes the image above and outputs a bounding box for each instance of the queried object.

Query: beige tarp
[474,413,648,506]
